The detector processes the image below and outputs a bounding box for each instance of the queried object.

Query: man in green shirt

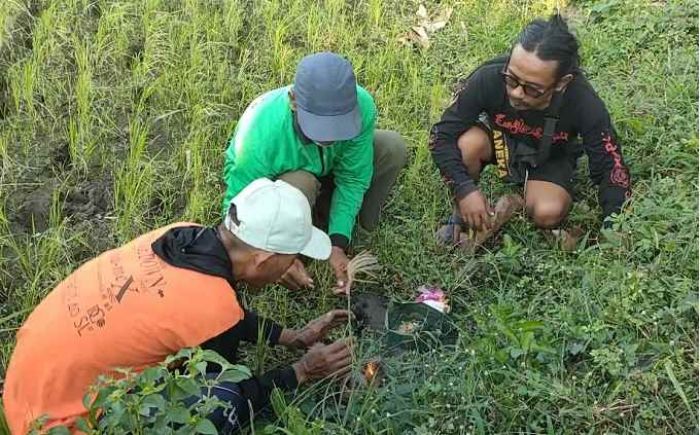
[222,52,407,294]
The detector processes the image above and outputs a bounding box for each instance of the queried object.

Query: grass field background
[0,0,698,433]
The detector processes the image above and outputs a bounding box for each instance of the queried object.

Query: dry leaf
[425,7,453,32]
[416,4,429,20]
[399,4,454,49]
[435,6,454,23]
[411,25,431,48]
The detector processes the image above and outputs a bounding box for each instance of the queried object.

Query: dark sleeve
[330,234,349,250]
[201,310,283,363]
[208,366,298,431]
[578,89,631,220]
[236,310,283,345]
[429,66,493,200]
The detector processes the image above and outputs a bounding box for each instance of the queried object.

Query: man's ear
[253,251,277,269]
[288,89,296,111]
[556,74,574,92]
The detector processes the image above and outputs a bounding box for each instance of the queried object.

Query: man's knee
[277,171,320,205]
[374,130,408,170]
[457,127,491,178]
[526,199,569,228]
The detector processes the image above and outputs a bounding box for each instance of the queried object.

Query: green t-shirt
[222,85,377,242]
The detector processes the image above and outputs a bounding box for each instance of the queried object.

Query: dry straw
[346,251,381,289]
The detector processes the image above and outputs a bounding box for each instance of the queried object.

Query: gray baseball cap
[293,52,361,142]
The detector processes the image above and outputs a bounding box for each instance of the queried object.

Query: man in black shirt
[430,14,631,241]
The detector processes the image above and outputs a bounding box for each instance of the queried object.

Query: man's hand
[292,338,353,384]
[279,310,350,349]
[329,247,350,295]
[279,258,314,290]
[458,190,494,232]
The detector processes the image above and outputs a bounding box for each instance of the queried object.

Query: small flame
[363,361,379,381]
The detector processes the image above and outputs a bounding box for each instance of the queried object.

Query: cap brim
[297,104,361,142]
[299,226,332,260]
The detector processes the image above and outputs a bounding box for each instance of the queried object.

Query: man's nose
[510,83,525,99]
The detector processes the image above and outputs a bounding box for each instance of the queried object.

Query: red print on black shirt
[602,133,630,188]
[493,114,569,142]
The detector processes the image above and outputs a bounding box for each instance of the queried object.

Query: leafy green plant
[40,348,250,435]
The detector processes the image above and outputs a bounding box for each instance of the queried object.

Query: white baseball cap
[224,178,332,260]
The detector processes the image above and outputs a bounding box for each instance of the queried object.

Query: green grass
[0,0,697,433]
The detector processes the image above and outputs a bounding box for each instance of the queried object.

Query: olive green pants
[278,129,407,232]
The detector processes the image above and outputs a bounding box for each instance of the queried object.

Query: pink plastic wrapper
[415,285,450,313]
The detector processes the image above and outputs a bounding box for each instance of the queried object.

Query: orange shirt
[3,224,243,434]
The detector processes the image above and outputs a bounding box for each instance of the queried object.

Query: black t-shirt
[429,57,631,219]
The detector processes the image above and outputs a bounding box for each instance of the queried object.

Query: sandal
[435,209,463,247]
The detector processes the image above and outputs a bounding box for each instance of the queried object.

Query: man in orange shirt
[3,178,353,434]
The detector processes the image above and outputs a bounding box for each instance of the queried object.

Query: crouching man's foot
[435,209,464,247]
[545,227,585,252]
